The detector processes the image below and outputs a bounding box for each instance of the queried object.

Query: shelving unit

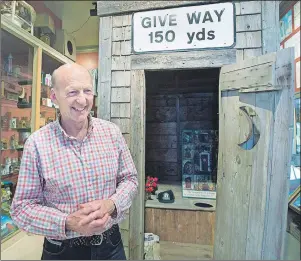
[1,13,74,244]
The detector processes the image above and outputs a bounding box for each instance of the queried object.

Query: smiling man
[10,63,138,260]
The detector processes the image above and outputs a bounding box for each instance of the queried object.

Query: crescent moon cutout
[238,106,260,150]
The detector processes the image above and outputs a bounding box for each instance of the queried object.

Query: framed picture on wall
[289,185,300,214]
[181,129,218,199]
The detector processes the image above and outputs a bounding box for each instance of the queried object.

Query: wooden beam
[97,16,112,120]
[131,49,236,70]
[129,70,145,260]
[97,1,217,17]
[261,1,280,54]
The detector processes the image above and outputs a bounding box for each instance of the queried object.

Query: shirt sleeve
[10,136,69,240]
[108,126,139,224]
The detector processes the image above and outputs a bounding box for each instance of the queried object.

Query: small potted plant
[145,176,158,200]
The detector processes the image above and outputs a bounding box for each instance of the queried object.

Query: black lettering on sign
[196,28,206,40]
[142,14,178,28]
[187,12,202,24]
[186,9,225,24]
[149,30,176,43]
[207,30,215,40]
[158,15,167,27]
[166,30,176,42]
[203,11,213,23]
[214,9,225,22]
[169,15,177,26]
[187,32,195,44]
[187,29,216,44]
[142,17,151,28]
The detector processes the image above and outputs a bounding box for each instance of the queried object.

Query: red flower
[145,176,158,193]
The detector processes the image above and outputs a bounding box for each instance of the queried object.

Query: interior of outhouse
[144,68,220,260]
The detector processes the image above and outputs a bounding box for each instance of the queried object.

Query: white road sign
[132,2,235,53]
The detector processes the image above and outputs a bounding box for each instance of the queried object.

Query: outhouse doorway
[144,68,220,259]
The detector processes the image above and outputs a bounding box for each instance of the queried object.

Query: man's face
[51,66,94,123]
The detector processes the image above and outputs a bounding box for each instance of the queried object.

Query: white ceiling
[44,1,99,49]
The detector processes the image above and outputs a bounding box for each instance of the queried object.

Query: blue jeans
[41,229,126,260]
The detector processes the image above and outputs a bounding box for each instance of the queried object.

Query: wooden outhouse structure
[96,1,295,260]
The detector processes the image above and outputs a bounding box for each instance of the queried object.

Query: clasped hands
[66,199,115,236]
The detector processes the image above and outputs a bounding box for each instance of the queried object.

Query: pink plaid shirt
[10,117,138,240]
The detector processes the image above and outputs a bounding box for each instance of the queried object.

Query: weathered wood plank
[124,246,129,260]
[145,162,178,177]
[123,15,132,26]
[112,16,123,27]
[214,89,242,259]
[112,15,132,27]
[124,26,131,41]
[121,41,132,55]
[236,31,262,49]
[120,214,130,230]
[112,56,131,71]
[112,27,123,41]
[145,208,215,245]
[261,1,280,54]
[179,94,215,106]
[220,52,276,74]
[146,122,177,135]
[146,135,177,149]
[132,49,236,70]
[180,121,217,131]
[242,91,273,259]
[146,148,177,163]
[146,107,177,122]
[220,62,274,90]
[111,103,131,118]
[129,70,145,260]
[111,87,131,102]
[97,1,217,17]
[123,133,131,146]
[111,118,131,133]
[236,14,262,32]
[243,48,262,58]
[112,26,131,41]
[121,229,129,247]
[214,48,295,260]
[97,16,112,121]
[147,96,177,107]
[261,48,294,260]
[160,241,213,260]
[112,42,121,55]
[111,71,131,87]
[179,105,215,121]
[236,49,244,62]
[236,1,261,15]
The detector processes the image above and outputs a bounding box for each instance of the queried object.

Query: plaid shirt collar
[54,113,94,140]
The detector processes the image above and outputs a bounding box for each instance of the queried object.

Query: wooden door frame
[129,70,146,260]
[128,49,237,259]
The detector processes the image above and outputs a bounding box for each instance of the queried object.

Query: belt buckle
[91,234,103,246]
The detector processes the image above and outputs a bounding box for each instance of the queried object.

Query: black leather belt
[47,224,119,247]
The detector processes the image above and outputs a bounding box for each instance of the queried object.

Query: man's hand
[65,206,111,236]
[78,199,116,226]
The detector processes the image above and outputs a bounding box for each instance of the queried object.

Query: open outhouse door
[214,47,295,260]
